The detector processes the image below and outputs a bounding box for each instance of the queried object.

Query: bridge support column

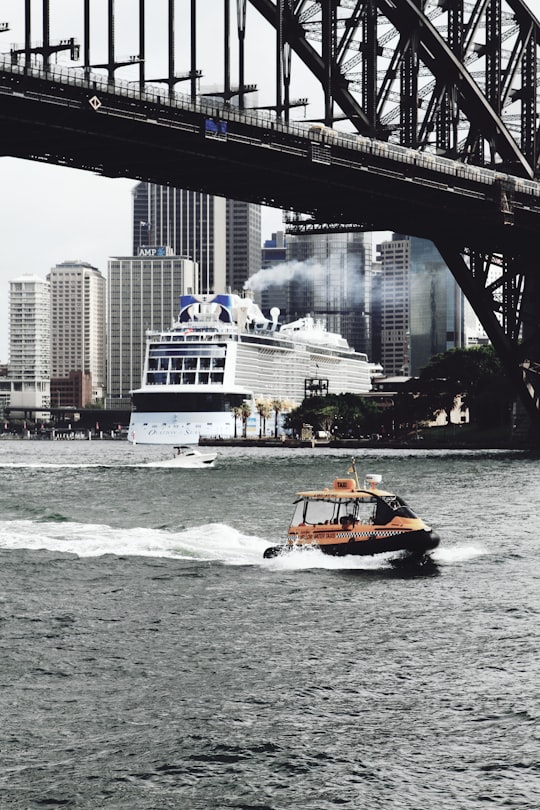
[435,240,540,448]
[515,259,540,447]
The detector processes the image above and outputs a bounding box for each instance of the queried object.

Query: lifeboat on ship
[263,460,439,559]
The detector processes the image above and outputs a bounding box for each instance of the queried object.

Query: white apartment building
[106,250,196,407]
[47,261,107,402]
[8,273,51,410]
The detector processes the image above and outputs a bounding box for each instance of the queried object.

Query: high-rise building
[286,231,373,356]
[256,231,289,317]
[132,183,261,294]
[377,235,411,376]
[106,250,197,407]
[47,261,106,403]
[226,199,261,293]
[377,235,479,377]
[409,238,476,375]
[8,273,51,409]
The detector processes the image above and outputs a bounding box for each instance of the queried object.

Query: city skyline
[0,156,285,364]
[0,0,294,364]
[3,0,532,364]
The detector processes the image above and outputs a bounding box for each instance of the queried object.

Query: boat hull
[263,529,440,559]
[145,456,216,468]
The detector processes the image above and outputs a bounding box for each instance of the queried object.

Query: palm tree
[271,399,283,438]
[262,402,272,437]
[231,406,242,439]
[255,399,267,438]
[241,401,251,438]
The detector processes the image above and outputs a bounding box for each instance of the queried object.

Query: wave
[0,517,489,571]
[431,543,487,563]
[0,518,423,570]
[0,518,267,565]
[0,461,114,469]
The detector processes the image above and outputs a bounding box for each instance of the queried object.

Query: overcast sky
[0,0,539,362]
[0,159,284,363]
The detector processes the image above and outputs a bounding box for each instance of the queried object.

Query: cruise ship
[128,293,372,445]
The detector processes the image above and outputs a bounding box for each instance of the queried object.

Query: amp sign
[137,246,171,257]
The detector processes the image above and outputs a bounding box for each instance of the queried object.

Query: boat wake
[264,545,401,571]
[0,461,107,469]
[0,518,487,570]
[0,518,267,565]
[431,543,487,563]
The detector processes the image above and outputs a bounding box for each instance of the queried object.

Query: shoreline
[199,436,527,451]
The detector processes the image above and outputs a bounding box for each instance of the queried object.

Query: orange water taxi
[263,460,439,559]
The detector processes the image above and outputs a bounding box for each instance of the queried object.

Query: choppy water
[0,440,538,809]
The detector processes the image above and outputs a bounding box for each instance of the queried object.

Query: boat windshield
[375,495,418,524]
[289,494,417,527]
[290,497,376,527]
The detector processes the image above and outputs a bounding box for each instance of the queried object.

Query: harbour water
[0,440,538,809]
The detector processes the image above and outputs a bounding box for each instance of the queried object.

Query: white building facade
[47,261,107,402]
[8,273,51,410]
[106,250,197,408]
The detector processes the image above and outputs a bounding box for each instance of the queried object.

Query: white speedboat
[145,446,217,468]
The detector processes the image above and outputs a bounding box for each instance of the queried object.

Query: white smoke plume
[244,258,325,293]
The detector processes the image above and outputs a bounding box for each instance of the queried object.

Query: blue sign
[137,246,168,257]
[205,119,227,136]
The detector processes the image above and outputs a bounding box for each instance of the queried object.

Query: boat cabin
[289,477,418,529]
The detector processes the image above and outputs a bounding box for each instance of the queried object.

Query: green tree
[284,393,380,439]
[270,399,283,438]
[231,406,242,439]
[241,401,251,438]
[254,400,272,438]
[408,346,513,428]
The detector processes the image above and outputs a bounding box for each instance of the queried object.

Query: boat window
[381,495,417,518]
[147,372,167,385]
[373,500,395,525]
[290,499,336,526]
[148,347,172,357]
[132,392,251,410]
[290,502,305,527]
[394,506,417,518]
[337,500,375,523]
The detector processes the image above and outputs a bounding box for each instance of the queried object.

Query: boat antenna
[348,457,360,489]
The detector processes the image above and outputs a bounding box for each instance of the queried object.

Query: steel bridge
[1,0,540,438]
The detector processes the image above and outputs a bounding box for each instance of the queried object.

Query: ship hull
[263,529,440,559]
[128,409,237,445]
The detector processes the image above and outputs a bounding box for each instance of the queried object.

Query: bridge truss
[2,0,540,435]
